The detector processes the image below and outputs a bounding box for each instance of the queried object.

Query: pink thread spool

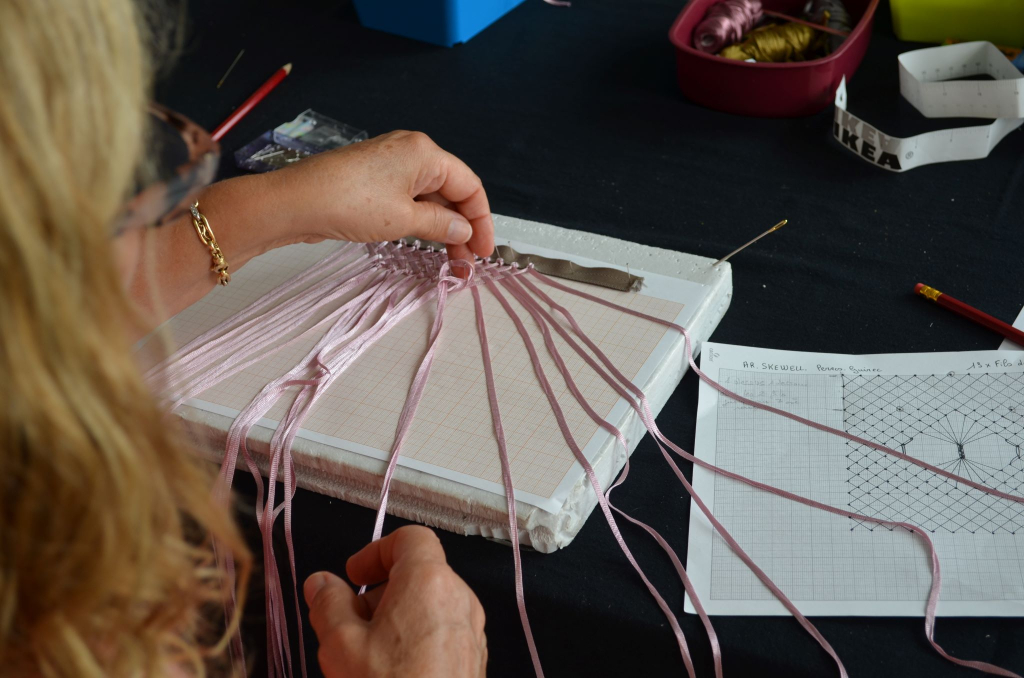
[693,0,763,54]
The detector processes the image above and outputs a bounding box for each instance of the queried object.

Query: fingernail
[304,572,329,602]
[447,215,472,244]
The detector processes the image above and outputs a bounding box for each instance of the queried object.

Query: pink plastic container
[669,0,881,117]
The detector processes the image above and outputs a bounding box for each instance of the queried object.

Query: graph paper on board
[155,239,707,512]
[686,342,1024,617]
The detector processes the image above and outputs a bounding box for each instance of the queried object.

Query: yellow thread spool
[719,23,827,63]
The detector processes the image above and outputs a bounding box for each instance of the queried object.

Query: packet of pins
[234,109,368,172]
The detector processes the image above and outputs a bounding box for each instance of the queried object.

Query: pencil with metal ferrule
[914,283,1024,346]
[212,62,292,141]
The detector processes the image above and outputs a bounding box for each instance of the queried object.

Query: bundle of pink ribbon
[150,242,1024,678]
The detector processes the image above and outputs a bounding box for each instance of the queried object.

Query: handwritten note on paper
[687,343,1024,617]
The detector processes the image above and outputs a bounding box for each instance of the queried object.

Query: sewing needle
[217,49,245,89]
[714,219,787,266]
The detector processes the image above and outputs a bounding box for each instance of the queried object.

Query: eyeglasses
[112,104,219,237]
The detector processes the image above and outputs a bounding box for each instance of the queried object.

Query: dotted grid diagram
[708,370,1024,604]
[844,372,1024,534]
[160,241,685,502]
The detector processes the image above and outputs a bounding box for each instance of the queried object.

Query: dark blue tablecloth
[157,1,1024,675]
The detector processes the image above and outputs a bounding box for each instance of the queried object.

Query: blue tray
[353,0,527,47]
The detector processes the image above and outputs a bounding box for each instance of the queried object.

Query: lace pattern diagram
[845,371,1024,534]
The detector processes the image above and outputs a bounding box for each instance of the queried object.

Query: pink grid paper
[158,241,686,502]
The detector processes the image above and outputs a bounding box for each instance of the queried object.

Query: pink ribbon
[153,242,1023,678]
[172,244,530,676]
[472,285,544,677]
[192,243,445,677]
[498,275,723,676]
[225,275,437,678]
[522,270,1023,678]
[484,278,701,676]
[365,260,472,563]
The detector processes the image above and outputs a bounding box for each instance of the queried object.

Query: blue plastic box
[352,0,527,47]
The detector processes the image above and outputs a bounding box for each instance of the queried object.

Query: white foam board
[176,215,732,552]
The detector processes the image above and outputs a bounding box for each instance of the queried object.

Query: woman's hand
[125,131,494,326]
[267,130,495,264]
[304,526,487,678]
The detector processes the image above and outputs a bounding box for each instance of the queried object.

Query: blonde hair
[0,1,250,676]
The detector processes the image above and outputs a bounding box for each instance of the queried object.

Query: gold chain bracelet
[189,202,230,286]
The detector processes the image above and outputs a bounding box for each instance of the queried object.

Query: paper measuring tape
[833,41,1024,172]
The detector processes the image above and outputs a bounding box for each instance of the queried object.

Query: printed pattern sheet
[687,343,1024,616]
[153,240,706,512]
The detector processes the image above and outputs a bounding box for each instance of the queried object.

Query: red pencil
[915,283,1024,346]
[211,62,292,141]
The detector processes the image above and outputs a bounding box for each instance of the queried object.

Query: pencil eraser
[914,283,925,294]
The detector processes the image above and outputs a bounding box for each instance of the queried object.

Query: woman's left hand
[261,130,495,264]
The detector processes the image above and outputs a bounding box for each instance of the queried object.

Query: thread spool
[693,0,763,54]
[718,22,827,62]
[808,0,851,52]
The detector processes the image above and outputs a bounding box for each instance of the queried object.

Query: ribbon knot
[437,259,475,290]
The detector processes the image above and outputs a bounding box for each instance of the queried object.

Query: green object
[890,0,1024,48]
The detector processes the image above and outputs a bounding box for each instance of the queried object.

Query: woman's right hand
[304,526,487,678]
[263,130,495,265]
